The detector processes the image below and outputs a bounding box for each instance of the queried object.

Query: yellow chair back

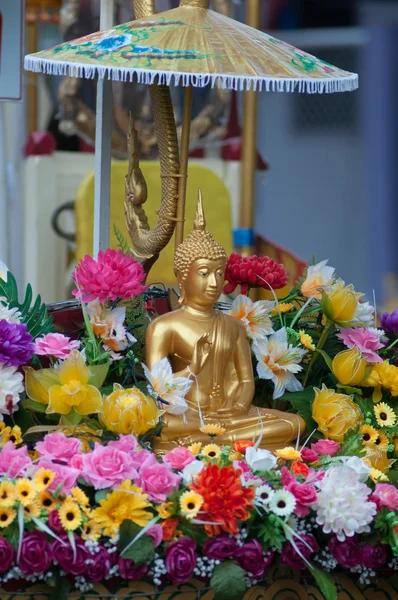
[75,161,233,287]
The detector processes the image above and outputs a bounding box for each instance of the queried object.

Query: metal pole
[237,0,261,257]
[175,85,193,248]
[93,0,114,258]
[0,104,9,265]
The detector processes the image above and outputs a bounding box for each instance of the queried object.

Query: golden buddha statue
[146,193,304,450]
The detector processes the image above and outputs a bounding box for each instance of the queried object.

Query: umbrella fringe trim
[24,56,358,93]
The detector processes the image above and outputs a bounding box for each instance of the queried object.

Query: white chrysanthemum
[228,295,275,341]
[0,302,22,323]
[353,301,375,327]
[269,489,296,517]
[143,357,192,415]
[0,363,24,418]
[255,484,275,505]
[253,328,307,399]
[314,466,377,541]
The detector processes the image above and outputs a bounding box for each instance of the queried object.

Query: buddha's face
[180,258,226,308]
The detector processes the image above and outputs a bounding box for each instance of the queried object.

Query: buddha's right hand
[190,333,212,376]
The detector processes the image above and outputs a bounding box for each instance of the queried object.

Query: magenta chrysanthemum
[72,249,146,303]
[0,321,34,367]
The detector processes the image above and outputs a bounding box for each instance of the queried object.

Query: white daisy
[253,328,307,399]
[269,489,296,517]
[255,484,275,505]
[143,357,192,415]
[0,302,22,323]
[228,295,275,341]
[0,363,24,418]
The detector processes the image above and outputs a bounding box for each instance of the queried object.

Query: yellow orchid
[25,351,107,417]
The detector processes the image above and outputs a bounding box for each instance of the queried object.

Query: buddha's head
[174,190,227,308]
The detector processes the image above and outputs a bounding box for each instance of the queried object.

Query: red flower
[161,518,179,542]
[232,440,255,454]
[223,253,288,295]
[190,464,255,536]
[291,461,309,477]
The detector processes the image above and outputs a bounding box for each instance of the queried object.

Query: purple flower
[0,321,34,367]
[86,545,114,583]
[361,543,390,569]
[52,535,90,575]
[203,535,238,560]
[118,556,149,580]
[47,510,64,534]
[380,310,398,335]
[165,537,197,583]
[280,534,318,570]
[328,536,361,568]
[18,531,52,575]
[235,539,273,579]
[0,537,14,573]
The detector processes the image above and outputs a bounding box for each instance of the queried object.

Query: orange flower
[233,440,255,454]
[291,461,309,477]
[190,463,255,537]
[161,518,179,542]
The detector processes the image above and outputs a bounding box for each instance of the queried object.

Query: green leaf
[278,388,315,412]
[310,566,337,600]
[95,490,110,503]
[113,224,130,255]
[118,520,155,566]
[316,348,333,371]
[210,561,247,600]
[336,384,363,396]
[49,574,73,600]
[21,397,47,413]
[336,428,365,457]
[88,362,110,387]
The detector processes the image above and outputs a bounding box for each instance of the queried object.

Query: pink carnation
[36,432,81,463]
[337,328,384,363]
[72,249,146,303]
[311,439,340,456]
[81,443,138,489]
[0,442,32,478]
[38,458,79,495]
[136,454,181,502]
[34,333,80,359]
[370,483,398,511]
[163,447,196,470]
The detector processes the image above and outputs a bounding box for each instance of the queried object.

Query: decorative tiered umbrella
[24,0,358,259]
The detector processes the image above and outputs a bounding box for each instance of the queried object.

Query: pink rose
[34,332,80,359]
[163,447,196,470]
[0,442,32,478]
[36,432,81,463]
[69,453,84,472]
[147,525,163,548]
[300,448,319,463]
[131,449,154,471]
[337,328,384,363]
[81,443,138,489]
[108,435,138,455]
[38,458,79,495]
[311,439,340,456]
[286,482,318,517]
[136,454,181,502]
[370,483,398,511]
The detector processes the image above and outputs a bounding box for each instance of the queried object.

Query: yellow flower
[299,330,315,351]
[93,481,152,537]
[24,501,41,520]
[393,437,398,458]
[275,447,302,461]
[369,468,389,483]
[0,482,15,507]
[312,384,363,443]
[188,442,202,456]
[179,491,203,519]
[199,424,226,437]
[39,491,57,512]
[0,507,16,528]
[374,402,397,427]
[364,362,398,397]
[59,500,82,531]
[229,451,243,462]
[365,443,395,473]
[71,487,90,507]
[157,502,173,519]
[374,430,390,452]
[100,383,162,436]
[321,279,362,325]
[0,425,22,447]
[25,350,105,416]
[202,444,221,459]
[82,520,102,541]
[332,347,367,386]
[15,479,37,506]
[34,468,55,492]
[272,303,294,315]
[360,424,378,445]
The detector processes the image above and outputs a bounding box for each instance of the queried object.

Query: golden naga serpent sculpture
[124,0,181,263]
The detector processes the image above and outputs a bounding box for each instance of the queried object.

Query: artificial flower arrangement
[0,248,398,600]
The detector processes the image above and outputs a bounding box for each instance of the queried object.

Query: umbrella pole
[175,85,193,249]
